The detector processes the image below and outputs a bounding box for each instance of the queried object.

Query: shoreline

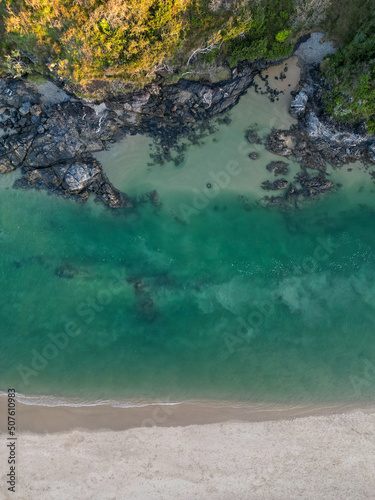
[2,32,373,210]
[1,393,374,433]
[1,408,374,498]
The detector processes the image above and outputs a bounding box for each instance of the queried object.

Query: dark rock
[31,115,41,125]
[290,90,308,118]
[369,144,375,163]
[266,161,289,176]
[246,130,262,144]
[0,132,35,173]
[63,161,101,193]
[261,179,289,190]
[19,102,31,116]
[266,130,293,156]
[302,176,334,191]
[249,152,259,160]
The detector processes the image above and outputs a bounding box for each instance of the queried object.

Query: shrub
[275,29,292,42]
[322,19,375,132]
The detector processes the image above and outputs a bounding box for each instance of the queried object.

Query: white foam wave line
[0,391,364,413]
[0,392,183,409]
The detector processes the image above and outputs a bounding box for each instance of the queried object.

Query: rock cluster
[0,60,265,206]
[266,161,289,176]
[0,78,131,207]
[115,63,260,125]
[261,179,289,190]
[263,63,375,209]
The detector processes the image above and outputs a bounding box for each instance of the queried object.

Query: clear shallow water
[1,77,375,406]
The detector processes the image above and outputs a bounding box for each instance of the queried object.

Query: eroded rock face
[0,78,131,208]
[63,161,101,193]
[109,61,262,128]
[0,132,35,173]
[0,79,40,109]
[290,90,308,118]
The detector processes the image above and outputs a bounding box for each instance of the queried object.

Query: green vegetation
[225,0,296,65]
[0,0,374,131]
[0,0,298,83]
[322,0,375,45]
[322,18,375,133]
[276,29,292,43]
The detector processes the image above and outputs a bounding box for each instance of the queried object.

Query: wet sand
[0,395,372,433]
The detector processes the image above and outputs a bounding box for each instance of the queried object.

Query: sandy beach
[1,397,375,499]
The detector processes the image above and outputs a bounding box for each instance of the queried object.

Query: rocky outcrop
[302,176,334,191]
[2,53,374,211]
[0,59,267,206]
[262,173,335,209]
[112,62,260,127]
[263,62,375,211]
[0,78,131,207]
[284,66,375,168]
[290,89,309,118]
[266,130,293,156]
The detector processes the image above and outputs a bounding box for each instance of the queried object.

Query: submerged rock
[303,176,334,191]
[261,179,289,191]
[266,161,289,176]
[246,130,262,144]
[249,152,259,160]
[55,264,79,279]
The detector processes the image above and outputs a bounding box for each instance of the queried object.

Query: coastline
[1,407,374,499]
[2,31,374,211]
[1,393,374,433]
[1,35,375,499]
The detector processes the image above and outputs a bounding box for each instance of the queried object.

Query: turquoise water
[1,181,375,405]
[1,81,375,406]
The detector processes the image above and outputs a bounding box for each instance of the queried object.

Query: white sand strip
[1,410,374,499]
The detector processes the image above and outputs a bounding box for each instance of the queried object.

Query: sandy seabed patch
[1,410,374,500]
